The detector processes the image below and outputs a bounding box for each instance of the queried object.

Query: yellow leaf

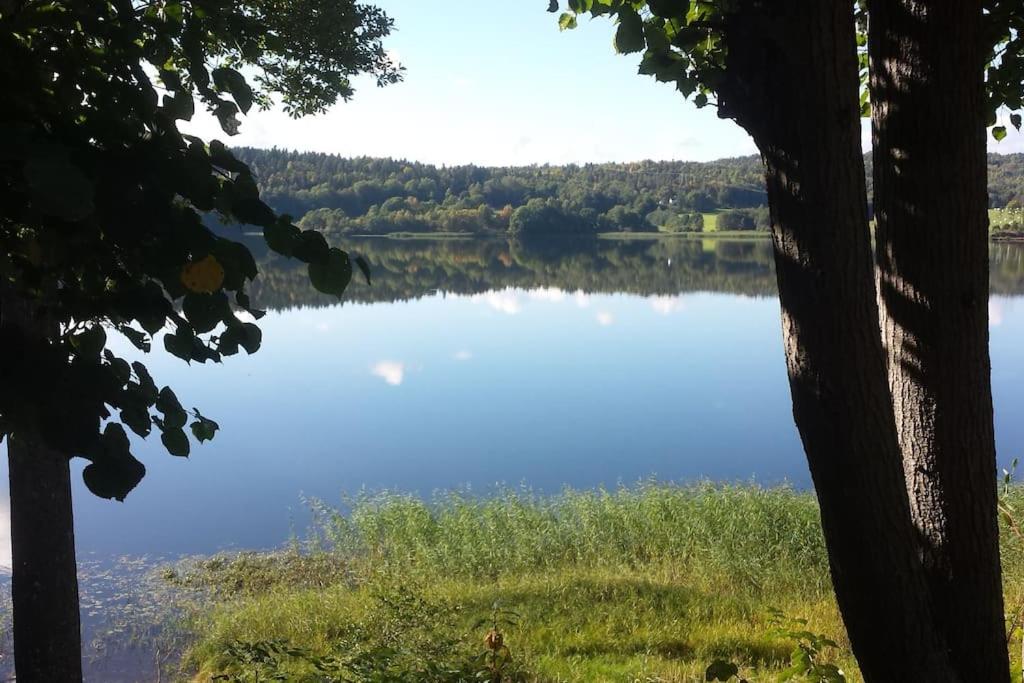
[181,255,225,294]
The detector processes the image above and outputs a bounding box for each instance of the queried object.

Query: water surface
[28,237,1023,560]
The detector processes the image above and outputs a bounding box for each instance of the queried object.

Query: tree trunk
[869,2,1009,680]
[718,2,956,680]
[7,440,83,682]
[0,292,83,682]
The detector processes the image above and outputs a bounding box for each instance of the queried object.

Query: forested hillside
[233,148,1024,237]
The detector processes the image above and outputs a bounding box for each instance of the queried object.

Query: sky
[183,2,1024,166]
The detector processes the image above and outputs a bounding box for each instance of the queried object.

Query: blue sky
[184,2,1023,165]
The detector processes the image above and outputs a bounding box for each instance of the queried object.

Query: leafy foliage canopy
[0,0,399,500]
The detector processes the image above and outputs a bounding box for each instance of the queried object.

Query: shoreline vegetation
[228,148,1024,243]
[160,483,1024,682]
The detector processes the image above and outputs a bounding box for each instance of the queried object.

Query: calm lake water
[7,237,1024,562]
[3,236,1024,679]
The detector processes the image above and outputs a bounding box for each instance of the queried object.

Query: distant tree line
[233,148,1024,237]
[235,147,768,235]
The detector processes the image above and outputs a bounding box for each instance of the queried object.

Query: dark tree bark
[869,2,1009,680]
[0,292,83,682]
[7,440,83,682]
[717,2,956,680]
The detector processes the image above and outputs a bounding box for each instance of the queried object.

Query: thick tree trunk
[718,2,956,680]
[0,292,83,682]
[869,2,1009,680]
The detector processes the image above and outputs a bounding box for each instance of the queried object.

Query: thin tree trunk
[869,2,1009,680]
[0,292,83,682]
[718,2,956,680]
[8,440,83,682]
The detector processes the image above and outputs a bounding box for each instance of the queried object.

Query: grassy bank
[172,484,1024,682]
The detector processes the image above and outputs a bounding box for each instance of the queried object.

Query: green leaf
[131,362,159,402]
[162,90,195,121]
[156,386,187,429]
[215,99,241,135]
[209,140,249,174]
[220,322,262,355]
[639,50,683,82]
[190,412,220,443]
[558,12,577,30]
[705,659,739,681]
[81,424,146,501]
[24,145,95,221]
[120,404,152,437]
[82,457,146,501]
[212,67,255,114]
[293,230,330,263]
[183,292,229,333]
[264,220,300,256]
[71,325,107,359]
[643,18,670,52]
[308,248,353,297]
[648,0,688,18]
[1012,113,1022,131]
[238,322,262,353]
[161,428,191,457]
[235,291,266,319]
[232,197,276,227]
[614,8,646,54]
[106,354,131,385]
[164,328,195,363]
[993,125,1008,141]
[118,326,151,352]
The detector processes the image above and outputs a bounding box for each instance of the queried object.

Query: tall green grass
[178,483,1024,682]
[312,483,828,594]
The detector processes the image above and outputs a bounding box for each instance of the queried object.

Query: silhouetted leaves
[191,412,220,443]
[161,429,191,457]
[613,8,645,54]
[82,424,147,501]
[213,67,255,114]
[1,0,400,497]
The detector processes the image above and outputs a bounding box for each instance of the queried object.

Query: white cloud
[596,311,615,326]
[574,291,591,308]
[453,350,473,361]
[991,300,1006,327]
[650,296,686,315]
[371,361,405,386]
[472,290,521,315]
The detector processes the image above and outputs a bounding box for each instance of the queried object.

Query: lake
[7,237,1024,561]
[4,236,1024,678]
